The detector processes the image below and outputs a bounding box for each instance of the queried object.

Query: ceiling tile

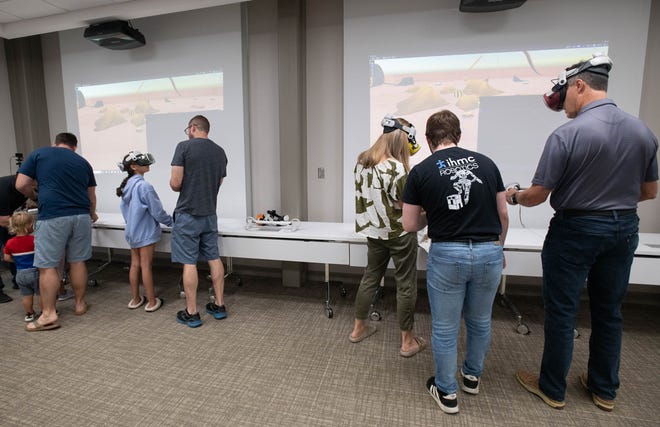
[0,0,65,20]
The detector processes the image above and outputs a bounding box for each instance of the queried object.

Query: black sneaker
[0,291,12,304]
[426,377,459,414]
[460,369,480,395]
[206,302,227,320]
[176,309,202,328]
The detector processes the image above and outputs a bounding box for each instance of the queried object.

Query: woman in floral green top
[349,116,426,358]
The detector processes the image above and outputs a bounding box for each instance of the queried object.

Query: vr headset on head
[543,53,612,112]
[117,151,155,171]
[381,114,420,155]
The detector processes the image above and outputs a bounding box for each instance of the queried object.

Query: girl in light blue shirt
[117,151,172,312]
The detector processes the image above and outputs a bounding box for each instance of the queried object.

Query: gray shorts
[17,268,39,296]
[34,214,92,268]
[171,212,219,264]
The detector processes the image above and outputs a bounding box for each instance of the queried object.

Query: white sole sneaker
[426,377,459,414]
[460,369,480,395]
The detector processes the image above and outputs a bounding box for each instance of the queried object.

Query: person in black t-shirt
[402,110,509,415]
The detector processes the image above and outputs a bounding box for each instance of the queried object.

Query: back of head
[566,59,609,92]
[9,211,33,235]
[54,132,78,148]
[358,117,411,170]
[425,110,461,149]
[189,115,210,134]
[116,152,138,197]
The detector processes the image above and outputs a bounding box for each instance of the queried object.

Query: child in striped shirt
[3,211,40,321]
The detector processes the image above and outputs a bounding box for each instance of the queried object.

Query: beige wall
[0,39,17,176]
[305,0,343,222]
[41,33,66,142]
[638,0,660,232]
[246,0,281,216]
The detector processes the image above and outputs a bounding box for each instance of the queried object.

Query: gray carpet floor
[1,260,659,426]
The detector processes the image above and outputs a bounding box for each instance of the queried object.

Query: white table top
[93,213,660,256]
[94,213,365,243]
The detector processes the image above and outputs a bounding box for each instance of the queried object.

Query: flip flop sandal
[400,336,427,358]
[348,325,377,343]
[127,296,146,309]
[145,298,163,312]
[26,320,61,332]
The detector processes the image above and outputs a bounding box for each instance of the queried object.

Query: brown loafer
[579,373,615,412]
[515,370,565,409]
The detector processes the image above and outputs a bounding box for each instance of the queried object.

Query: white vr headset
[543,53,612,112]
[117,151,155,171]
[381,114,420,155]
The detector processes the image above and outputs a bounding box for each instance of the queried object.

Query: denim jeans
[539,212,639,402]
[426,241,503,394]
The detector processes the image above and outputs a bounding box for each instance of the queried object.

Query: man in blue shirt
[507,55,658,411]
[16,132,98,331]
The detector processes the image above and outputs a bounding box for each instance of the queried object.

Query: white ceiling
[0,0,245,39]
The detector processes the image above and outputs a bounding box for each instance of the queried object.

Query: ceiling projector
[84,20,146,50]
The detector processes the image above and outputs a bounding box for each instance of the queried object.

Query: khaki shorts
[34,214,92,268]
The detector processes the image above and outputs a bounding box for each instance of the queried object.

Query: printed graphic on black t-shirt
[436,156,483,209]
[403,147,504,241]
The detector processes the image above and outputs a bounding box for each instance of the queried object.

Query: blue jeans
[539,212,639,402]
[426,241,503,394]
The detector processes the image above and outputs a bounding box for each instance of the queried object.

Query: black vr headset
[118,151,155,171]
[543,54,612,112]
[381,114,420,155]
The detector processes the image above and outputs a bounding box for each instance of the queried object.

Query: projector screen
[369,45,608,155]
[59,4,247,219]
[344,0,652,227]
[75,72,224,172]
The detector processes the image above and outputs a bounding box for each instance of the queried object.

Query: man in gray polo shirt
[506,54,658,411]
[170,115,228,328]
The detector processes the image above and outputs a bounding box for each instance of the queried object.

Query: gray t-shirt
[171,137,228,216]
[532,99,658,211]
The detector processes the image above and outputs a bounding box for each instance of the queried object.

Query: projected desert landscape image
[76,72,223,171]
[370,46,608,166]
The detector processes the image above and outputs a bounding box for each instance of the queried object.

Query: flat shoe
[128,296,146,309]
[579,373,615,411]
[400,336,427,358]
[26,320,61,332]
[349,325,377,343]
[145,298,163,312]
[75,302,91,316]
[516,370,565,409]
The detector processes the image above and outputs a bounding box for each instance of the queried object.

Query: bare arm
[496,191,509,246]
[640,181,658,201]
[3,253,12,263]
[402,203,427,232]
[88,187,98,223]
[15,173,38,200]
[170,166,184,192]
[505,183,551,207]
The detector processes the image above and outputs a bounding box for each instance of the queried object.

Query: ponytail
[116,156,136,197]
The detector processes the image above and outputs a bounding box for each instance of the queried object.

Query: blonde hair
[8,211,34,236]
[357,117,411,171]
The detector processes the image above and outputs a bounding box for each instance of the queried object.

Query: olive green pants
[354,233,418,330]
